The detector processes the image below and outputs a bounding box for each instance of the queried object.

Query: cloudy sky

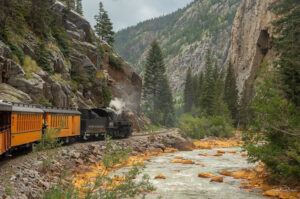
[82,0,194,32]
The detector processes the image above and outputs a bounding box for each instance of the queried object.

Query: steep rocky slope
[0,1,142,115]
[230,0,278,101]
[115,0,241,93]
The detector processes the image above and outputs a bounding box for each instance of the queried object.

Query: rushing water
[115,147,268,199]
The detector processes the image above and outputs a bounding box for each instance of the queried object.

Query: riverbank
[0,129,192,199]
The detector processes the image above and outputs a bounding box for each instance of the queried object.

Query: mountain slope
[0,0,141,113]
[115,0,241,93]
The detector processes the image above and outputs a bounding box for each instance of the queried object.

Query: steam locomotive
[0,101,132,156]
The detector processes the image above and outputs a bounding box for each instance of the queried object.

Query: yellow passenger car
[10,103,44,148]
[43,107,81,141]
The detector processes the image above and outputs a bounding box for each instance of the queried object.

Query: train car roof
[0,101,12,112]
[10,102,44,114]
[42,106,81,115]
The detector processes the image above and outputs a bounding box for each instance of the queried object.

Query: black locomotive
[79,108,132,140]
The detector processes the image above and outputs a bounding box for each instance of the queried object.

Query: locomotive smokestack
[108,98,126,115]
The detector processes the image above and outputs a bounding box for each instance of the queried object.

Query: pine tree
[224,61,239,124]
[94,2,105,39]
[94,2,115,46]
[66,0,75,10]
[157,76,175,127]
[200,50,215,116]
[75,0,83,15]
[274,0,300,107]
[195,72,204,107]
[101,11,115,45]
[29,0,51,38]
[142,40,174,126]
[184,67,193,113]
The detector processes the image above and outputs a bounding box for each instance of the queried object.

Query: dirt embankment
[0,129,193,199]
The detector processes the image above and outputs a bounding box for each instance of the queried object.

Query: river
[115,147,268,199]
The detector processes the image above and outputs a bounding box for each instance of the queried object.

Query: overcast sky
[82,0,194,32]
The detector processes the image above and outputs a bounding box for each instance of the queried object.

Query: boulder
[198,173,215,178]
[171,136,195,151]
[210,176,223,183]
[51,82,68,107]
[171,159,195,164]
[8,74,44,102]
[51,1,91,42]
[263,190,280,197]
[0,83,32,103]
[154,174,166,179]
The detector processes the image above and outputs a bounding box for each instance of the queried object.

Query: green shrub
[7,42,24,65]
[5,187,12,196]
[178,114,233,139]
[34,127,62,152]
[102,82,112,107]
[97,43,106,58]
[23,55,41,79]
[109,54,124,72]
[39,96,52,107]
[36,43,53,74]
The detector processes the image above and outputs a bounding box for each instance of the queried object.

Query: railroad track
[132,128,178,137]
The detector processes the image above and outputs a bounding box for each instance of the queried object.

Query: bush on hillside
[178,114,233,139]
[109,54,124,72]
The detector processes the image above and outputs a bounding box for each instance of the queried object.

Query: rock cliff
[230,0,278,98]
[115,0,242,93]
[0,1,142,116]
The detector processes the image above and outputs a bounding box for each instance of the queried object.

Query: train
[0,101,132,156]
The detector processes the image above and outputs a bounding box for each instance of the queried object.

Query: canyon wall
[230,0,278,99]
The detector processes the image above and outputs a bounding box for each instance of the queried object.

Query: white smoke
[108,98,126,115]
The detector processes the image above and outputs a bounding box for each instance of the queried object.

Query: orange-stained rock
[164,148,178,153]
[253,166,264,173]
[228,150,237,154]
[112,176,126,182]
[213,153,223,157]
[263,189,280,197]
[219,171,233,176]
[195,162,205,166]
[174,156,184,159]
[217,150,226,153]
[210,176,223,183]
[198,153,208,156]
[194,139,242,149]
[279,192,290,199]
[241,153,248,157]
[198,173,215,178]
[146,149,163,156]
[155,174,166,179]
[171,159,195,164]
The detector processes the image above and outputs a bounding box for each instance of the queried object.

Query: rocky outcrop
[230,0,278,98]
[0,1,142,124]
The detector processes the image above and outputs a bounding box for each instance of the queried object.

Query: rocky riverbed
[1,129,299,199]
[0,129,193,199]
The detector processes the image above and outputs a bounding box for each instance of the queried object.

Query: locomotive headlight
[109,122,114,127]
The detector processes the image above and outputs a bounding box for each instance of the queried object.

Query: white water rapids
[114,147,268,199]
